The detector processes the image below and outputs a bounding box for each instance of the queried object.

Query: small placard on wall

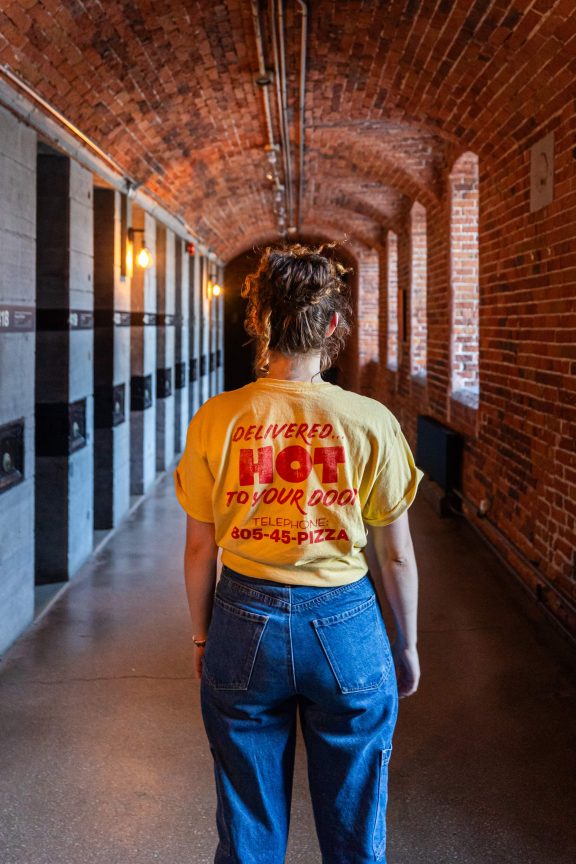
[0,420,24,494]
[530,132,554,212]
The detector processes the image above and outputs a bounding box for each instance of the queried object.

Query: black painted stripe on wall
[105,311,185,327]
[2,307,188,331]
[94,310,131,327]
[36,309,94,330]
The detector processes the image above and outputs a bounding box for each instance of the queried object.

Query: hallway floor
[0,474,575,864]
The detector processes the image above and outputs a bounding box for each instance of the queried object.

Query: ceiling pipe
[268,0,290,232]
[274,0,295,230]
[250,0,276,152]
[296,0,308,232]
[250,0,285,235]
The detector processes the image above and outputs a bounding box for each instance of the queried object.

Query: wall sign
[0,419,24,494]
[112,383,126,426]
[175,362,186,389]
[69,399,87,453]
[131,374,153,411]
[156,367,173,399]
[0,306,35,332]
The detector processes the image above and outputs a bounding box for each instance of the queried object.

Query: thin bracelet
[193,636,207,648]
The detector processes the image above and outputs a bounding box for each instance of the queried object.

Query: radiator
[416,415,463,493]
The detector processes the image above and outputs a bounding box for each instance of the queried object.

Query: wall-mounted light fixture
[127,227,153,276]
[207,272,223,300]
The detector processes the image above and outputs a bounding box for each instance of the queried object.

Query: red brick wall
[380,118,576,638]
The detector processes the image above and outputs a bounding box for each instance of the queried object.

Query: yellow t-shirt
[174,378,423,587]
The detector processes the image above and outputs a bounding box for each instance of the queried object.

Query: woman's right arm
[367,510,420,698]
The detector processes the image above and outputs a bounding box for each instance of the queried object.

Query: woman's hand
[194,645,206,681]
[392,641,420,698]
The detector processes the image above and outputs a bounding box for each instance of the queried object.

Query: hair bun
[277,283,327,312]
[276,257,336,312]
[242,242,353,375]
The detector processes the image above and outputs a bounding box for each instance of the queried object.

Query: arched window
[450,151,479,406]
[410,202,427,377]
[386,231,398,370]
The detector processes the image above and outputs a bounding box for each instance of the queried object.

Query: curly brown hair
[241,243,353,376]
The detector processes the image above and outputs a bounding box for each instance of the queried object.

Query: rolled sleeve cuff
[173,468,214,523]
[363,465,424,527]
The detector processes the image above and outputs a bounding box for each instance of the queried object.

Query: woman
[174,243,423,864]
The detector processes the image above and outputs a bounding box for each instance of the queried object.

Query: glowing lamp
[127,227,153,272]
[137,245,153,269]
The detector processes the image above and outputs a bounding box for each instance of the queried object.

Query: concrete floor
[1,475,575,864]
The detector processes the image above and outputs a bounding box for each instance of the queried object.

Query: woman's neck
[267,352,323,383]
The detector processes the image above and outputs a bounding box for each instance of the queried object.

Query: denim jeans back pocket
[203,596,269,690]
[312,594,392,693]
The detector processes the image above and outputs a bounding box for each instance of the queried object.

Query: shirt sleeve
[362,424,424,526]
[173,408,215,523]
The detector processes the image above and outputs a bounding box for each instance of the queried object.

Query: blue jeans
[200,565,399,864]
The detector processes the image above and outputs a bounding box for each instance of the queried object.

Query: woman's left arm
[184,515,218,679]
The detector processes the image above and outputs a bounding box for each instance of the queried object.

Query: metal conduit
[268,0,290,232]
[251,0,286,234]
[296,0,308,231]
[250,0,277,156]
[251,1,306,235]
[275,0,294,229]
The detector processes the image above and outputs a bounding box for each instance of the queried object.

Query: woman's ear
[326,311,339,337]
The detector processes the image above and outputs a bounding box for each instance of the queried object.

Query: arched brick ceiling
[0,0,572,258]
[307,126,446,204]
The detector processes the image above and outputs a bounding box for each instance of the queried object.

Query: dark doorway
[223,248,259,390]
